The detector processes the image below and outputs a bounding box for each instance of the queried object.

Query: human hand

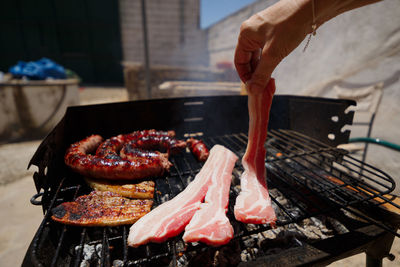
[234,0,312,94]
[234,0,382,94]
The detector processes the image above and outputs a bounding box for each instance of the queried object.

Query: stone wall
[119,0,208,67]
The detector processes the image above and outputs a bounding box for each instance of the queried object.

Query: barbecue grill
[22,95,400,266]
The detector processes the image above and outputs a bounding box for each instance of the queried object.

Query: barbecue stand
[23,95,399,266]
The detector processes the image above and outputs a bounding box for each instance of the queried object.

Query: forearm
[257,0,383,32]
[234,0,382,91]
[313,0,383,30]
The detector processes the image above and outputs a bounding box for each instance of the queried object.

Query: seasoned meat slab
[84,177,155,199]
[51,191,153,226]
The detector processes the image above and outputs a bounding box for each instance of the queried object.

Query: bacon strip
[182,148,237,246]
[127,145,236,247]
[234,79,277,224]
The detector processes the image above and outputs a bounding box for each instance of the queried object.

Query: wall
[207,0,274,68]
[0,0,123,84]
[119,0,208,67]
[0,80,80,143]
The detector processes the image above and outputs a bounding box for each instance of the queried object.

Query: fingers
[234,42,254,83]
[250,48,261,73]
[235,43,276,94]
[247,46,280,94]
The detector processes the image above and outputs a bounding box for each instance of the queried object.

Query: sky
[200,0,257,29]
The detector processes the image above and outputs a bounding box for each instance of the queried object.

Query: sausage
[64,130,186,180]
[64,134,170,179]
[187,138,209,161]
[96,129,185,157]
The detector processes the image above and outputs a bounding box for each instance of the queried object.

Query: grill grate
[29,130,398,266]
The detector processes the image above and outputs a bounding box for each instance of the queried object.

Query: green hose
[349,137,400,151]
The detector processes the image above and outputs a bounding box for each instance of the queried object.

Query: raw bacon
[182,148,237,246]
[127,145,237,247]
[234,79,277,224]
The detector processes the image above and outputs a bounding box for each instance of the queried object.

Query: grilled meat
[84,177,155,199]
[51,191,153,226]
[120,146,171,171]
[64,130,185,180]
[187,138,209,161]
[96,129,185,158]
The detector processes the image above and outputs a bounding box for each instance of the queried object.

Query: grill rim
[24,95,400,267]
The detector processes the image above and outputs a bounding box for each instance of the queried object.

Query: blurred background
[0,0,399,265]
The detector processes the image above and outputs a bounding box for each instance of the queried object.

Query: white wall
[207,0,275,68]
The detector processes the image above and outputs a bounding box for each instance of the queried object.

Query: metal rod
[141,0,151,99]
[73,228,87,267]
[50,226,67,267]
[123,226,128,264]
[100,228,110,267]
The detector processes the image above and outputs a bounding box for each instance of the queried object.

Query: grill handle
[30,192,43,206]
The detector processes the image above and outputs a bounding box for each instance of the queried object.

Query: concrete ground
[0,87,399,266]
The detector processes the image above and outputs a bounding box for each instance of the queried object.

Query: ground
[0,87,398,266]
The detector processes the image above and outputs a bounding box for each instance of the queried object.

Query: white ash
[327,216,349,234]
[174,240,187,252]
[341,208,369,223]
[174,241,241,266]
[241,247,259,262]
[74,244,96,261]
[74,243,102,266]
[95,243,103,258]
[112,260,124,267]
[175,254,190,267]
[160,194,171,204]
[237,214,348,262]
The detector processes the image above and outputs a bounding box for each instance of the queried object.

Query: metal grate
[29,130,399,266]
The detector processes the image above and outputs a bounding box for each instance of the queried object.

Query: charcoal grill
[23,95,400,266]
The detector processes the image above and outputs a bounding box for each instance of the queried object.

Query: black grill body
[23,95,399,267]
